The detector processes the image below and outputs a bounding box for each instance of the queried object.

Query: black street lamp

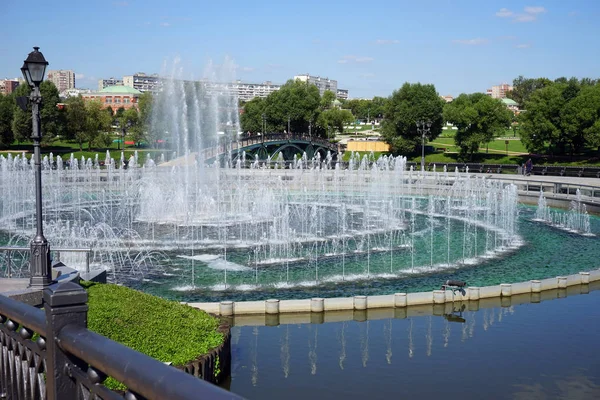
[261,113,266,143]
[416,120,432,172]
[21,47,52,289]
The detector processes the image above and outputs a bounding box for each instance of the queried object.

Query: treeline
[0,82,153,150]
[508,76,600,156]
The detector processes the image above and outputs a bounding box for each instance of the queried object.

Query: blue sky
[1,0,599,98]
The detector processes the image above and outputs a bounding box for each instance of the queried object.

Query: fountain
[0,64,598,301]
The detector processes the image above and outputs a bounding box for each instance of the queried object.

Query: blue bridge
[200,133,339,163]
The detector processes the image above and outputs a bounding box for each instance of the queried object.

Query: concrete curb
[187,269,600,316]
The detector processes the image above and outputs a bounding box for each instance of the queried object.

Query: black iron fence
[0,281,241,399]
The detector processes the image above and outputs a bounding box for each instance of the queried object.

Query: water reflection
[228,288,600,400]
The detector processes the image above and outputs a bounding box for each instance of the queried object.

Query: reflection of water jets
[483,309,489,331]
[281,325,290,378]
[490,308,496,327]
[426,316,433,356]
[469,312,476,338]
[360,321,369,368]
[231,326,241,346]
[338,322,346,370]
[408,319,414,359]
[384,319,393,364]
[443,320,450,348]
[462,318,468,341]
[308,325,318,375]
[251,327,258,386]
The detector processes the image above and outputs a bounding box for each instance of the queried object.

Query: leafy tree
[0,94,15,148]
[316,108,355,138]
[560,84,600,153]
[39,81,63,143]
[64,95,88,151]
[320,90,336,110]
[518,83,569,155]
[240,97,265,134]
[506,76,553,107]
[137,92,154,144]
[11,83,32,143]
[119,107,140,145]
[380,82,444,155]
[85,100,111,150]
[444,93,512,160]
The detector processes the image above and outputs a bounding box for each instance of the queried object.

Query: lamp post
[416,120,432,172]
[21,47,52,289]
[261,113,266,143]
[287,116,291,136]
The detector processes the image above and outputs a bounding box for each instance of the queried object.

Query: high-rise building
[486,83,513,99]
[123,73,163,93]
[336,89,349,100]
[47,70,76,92]
[0,79,20,95]
[98,77,123,91]
[294,74,338,96]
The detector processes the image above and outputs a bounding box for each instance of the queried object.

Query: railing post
[44,281,88,400]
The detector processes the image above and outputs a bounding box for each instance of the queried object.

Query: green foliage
[83,282,223,390]
[320,90,336,110]
[240,97,265,133]
[39,81,64,143]
[317,108,355,137]
[64,96,88,151]
[381,82,444,155]
[444,93,512,161]
[0,94,15,148]
[506,76,553,106]
[342,97,387,121]
[85,100,111,150]
[11,84,32,142]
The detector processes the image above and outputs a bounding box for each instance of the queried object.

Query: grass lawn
[82,281,223,390]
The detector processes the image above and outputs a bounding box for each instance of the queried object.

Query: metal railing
[0,247,92,278]
[0,281,241,399]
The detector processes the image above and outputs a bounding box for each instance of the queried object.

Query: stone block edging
[187,269,600,316]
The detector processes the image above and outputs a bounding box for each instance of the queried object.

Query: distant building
[0,79,20,95]
[440,95,454,102]
[47,70,76,92]
[230,80,281,101]
[294,74,338,96]
[336,89,349,100]
[60,88,93,98]
[486,83,513,99]
[123,73,163,93]
[501,98,520,113]
[81,85,142,110]
[98,77,124,91]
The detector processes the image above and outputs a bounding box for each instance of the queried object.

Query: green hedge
[81,281,223,389]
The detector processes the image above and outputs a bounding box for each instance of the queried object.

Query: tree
[560,84,600,153]
[320,90,336,110]
[0,94,14,148]
[240,97,265,134]
[119,107,140,145]
[316,108,355,138]
[39,81,63,143]
[380,82,444,155]
[84,100,111,150]
[518,83,569,155]
[137,92,154,145]
[444,93,512,161]
[64,95,87,151]
[11,83,32,143]
[506,76,553,107]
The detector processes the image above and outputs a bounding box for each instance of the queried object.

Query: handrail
[0,293,46,336]
[0,247,93,276]
[58,324,242,399]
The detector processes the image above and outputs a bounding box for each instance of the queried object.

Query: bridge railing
[0,281,241,400]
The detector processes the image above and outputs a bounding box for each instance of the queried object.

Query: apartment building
[123,73,163,93]
[294,74,338,96]
[486,83,513,99]
[98,77,124,91]
[0,79,20,95]
[336,89,349,100]
[47,70,76,92]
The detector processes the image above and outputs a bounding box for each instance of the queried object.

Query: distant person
[525,158,533,176]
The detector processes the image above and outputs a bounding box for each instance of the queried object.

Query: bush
[82,282,223,390]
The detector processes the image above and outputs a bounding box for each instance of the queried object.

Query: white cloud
[375,39,400,45]
[515,43,531,48]
[452,38,488,45]
[524,6,546,14]
[499,6,547,23]
[160,22,170,27]
[496,8,513,17]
